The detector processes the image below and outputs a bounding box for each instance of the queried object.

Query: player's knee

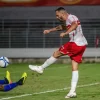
[53,51,58,58]
[53,51,62,58]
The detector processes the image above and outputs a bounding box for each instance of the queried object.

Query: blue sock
[4,83,18,92]
[0,80,6,85]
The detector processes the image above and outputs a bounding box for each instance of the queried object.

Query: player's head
[55,7,68,21]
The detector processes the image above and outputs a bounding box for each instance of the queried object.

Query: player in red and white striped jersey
[29,7,88,98]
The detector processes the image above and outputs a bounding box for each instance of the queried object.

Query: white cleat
[65,92,77,98]
[29,65,43,74]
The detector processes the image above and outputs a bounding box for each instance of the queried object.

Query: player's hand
[43,30,50,34]
[60,32,66,38]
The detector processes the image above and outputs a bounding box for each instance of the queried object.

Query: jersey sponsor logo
[60,0,81,4]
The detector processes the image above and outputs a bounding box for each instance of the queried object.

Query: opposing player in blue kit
[0,71,27,92]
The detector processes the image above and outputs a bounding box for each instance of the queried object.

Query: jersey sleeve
[68,15,78,24]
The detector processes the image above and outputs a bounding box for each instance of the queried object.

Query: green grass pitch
[0,63,100,100]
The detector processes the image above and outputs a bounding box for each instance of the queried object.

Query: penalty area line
[0,82,100,100]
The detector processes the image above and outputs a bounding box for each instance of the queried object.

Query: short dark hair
[55,7,66,12]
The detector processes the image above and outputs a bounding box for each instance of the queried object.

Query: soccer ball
[0,56,9,68]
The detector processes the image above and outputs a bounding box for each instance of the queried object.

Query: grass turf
[0,63,100,100]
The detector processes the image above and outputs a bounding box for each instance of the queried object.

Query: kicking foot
[5,71,12,84]
[65,92,77,98]
[17,72,27,85]
[29,65,43,74]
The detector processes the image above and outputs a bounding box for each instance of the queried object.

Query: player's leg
[0,72,27,92]
[65,60,78,98]
[71,60,78,93]
[0,79,8,85]
[41,50,63,69]
[65,43,86,98]
[29,50,64,74]
[0,71,12,85]
[3,83,18,92]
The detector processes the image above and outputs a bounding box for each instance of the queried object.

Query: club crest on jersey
[60,0,81,4]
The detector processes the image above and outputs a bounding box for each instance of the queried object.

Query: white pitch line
[0,82,100,100]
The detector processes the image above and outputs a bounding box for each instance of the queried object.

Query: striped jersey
[66,14,88,46]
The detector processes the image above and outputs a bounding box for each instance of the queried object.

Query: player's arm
[43,25,66,34]
[60,21,78,37]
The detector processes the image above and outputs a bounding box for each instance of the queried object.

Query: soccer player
[0,71,27,92]
[29,7,88,98]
